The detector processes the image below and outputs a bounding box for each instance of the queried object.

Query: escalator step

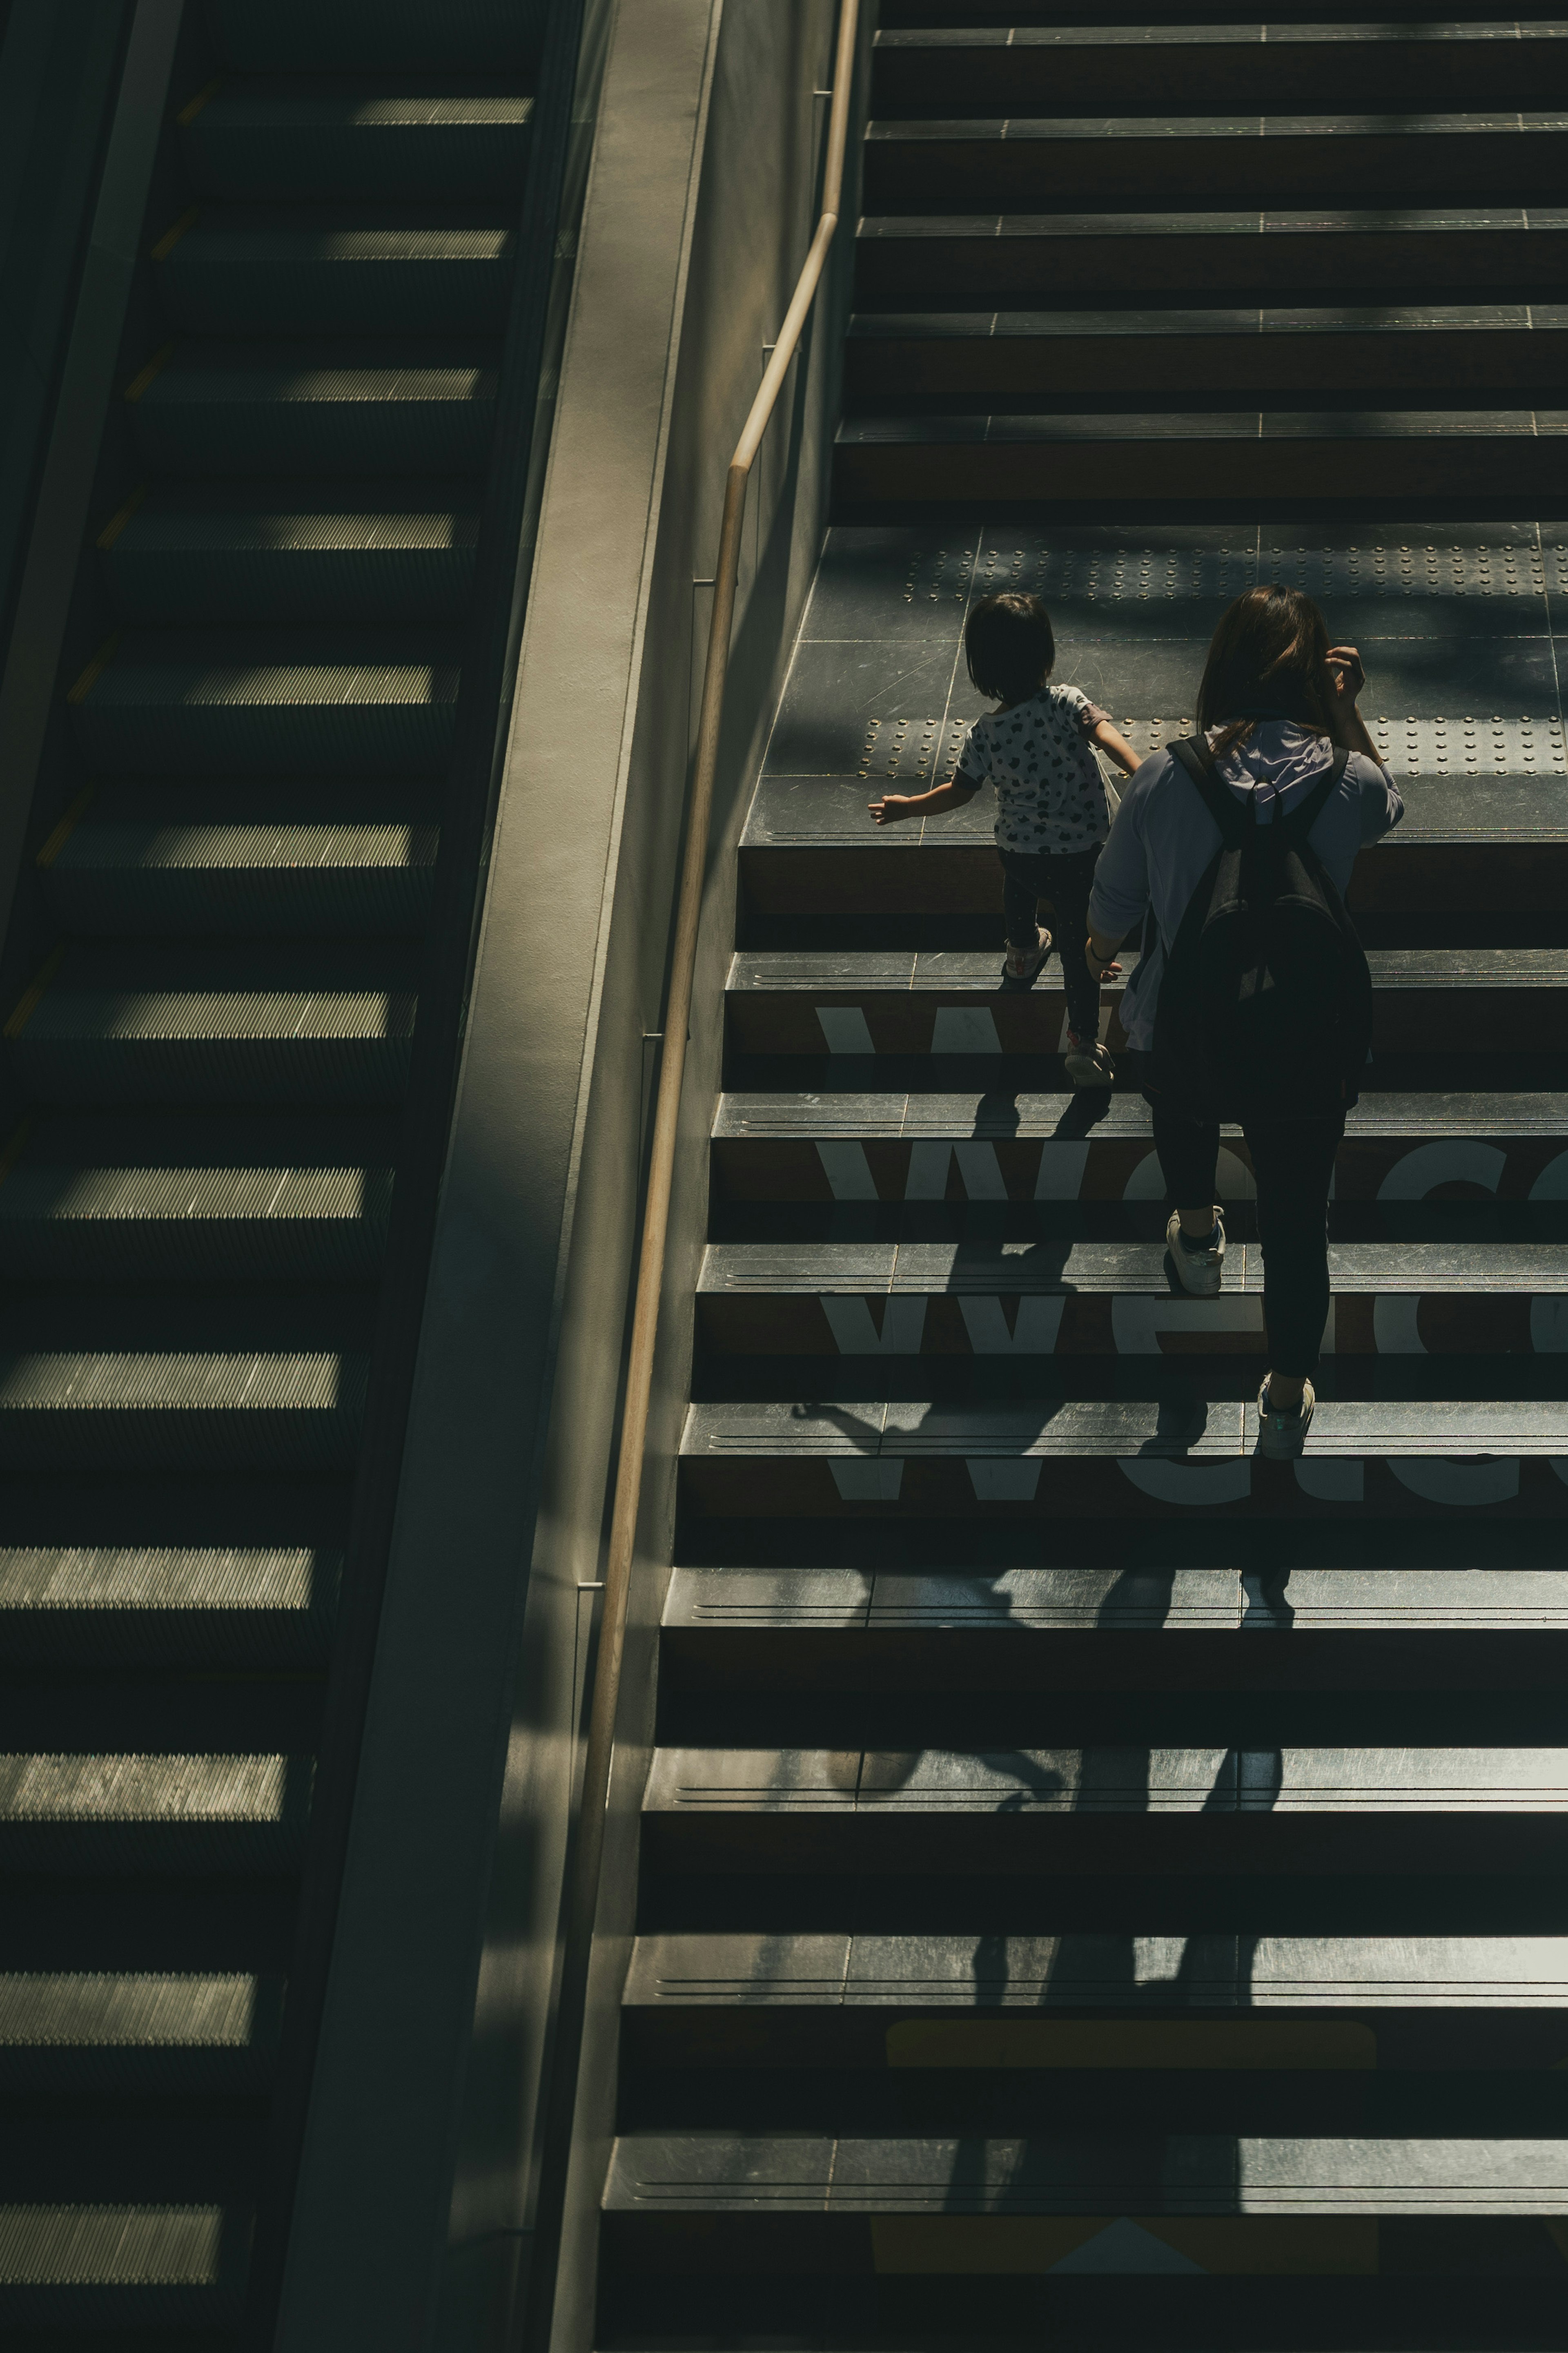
[0,1752,312,1870]
[0,1543,340,1664]
[156,214,514,339]
[181,87,535,205]
[5,942,418,1104]
[42,789,440,937]
[0,1352,365,1470]
[209,0,539,73]
[0,1109,394,1279]
[68,631,459,776]
[127,343,499,477]
[0,2200,247,2325]
[99,482,479,625]
[0,1971,282,2091]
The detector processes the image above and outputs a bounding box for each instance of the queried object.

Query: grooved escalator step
[844,307,1568,410]
[98,482,480,626]
[694,1241,1568,1360]
[209,0,542,72]
[0,1971,283,2093]
[711,1089,1568,1208]
[67,632,460,776]
[179,84,535,205]
[640,1742,1568,1874]
[871,24,1568,117]
[0,2197,249,2327]
[154,210,514,338]
[723,947,1568,1056]
[126,342,500,477]
[4,942,419,1105]
[41,786,440,937]
[863,114,1568,214]
[0,1110,396,1280]
[0,1751,312,1872]
[857,210,1568,308]
[679,1397,1568,1519]
[0,1541,341,1666]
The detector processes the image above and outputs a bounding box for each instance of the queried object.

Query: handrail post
[519,2,861,2343]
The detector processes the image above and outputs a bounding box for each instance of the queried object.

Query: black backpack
[1150,736,1374,1119]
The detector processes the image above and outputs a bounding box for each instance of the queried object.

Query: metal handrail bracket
[521,0,861,2339]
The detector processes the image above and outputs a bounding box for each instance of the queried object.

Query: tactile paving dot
[857,716,1568,780]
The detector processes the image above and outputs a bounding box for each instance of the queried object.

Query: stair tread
[862,206,1568,237]
[850,305,1568,337]
[868,111,1568,140]
[682,1397,1568,1455]
[0,1970,281,2047]
[7,941,419,1042]
[197,89,536,128]
[876,20,1568,44]
[606,2127,1568,2209]
[839,409,1568,442]
[664,1563,1568,1630]
[78,631,462,709]
[714,1089,1568,1136]
[0,1544,337,1612]
[625,1928,1568,2006]
[699,1241,1568,1294]
[728,947,1568,988]
[132,341,499,404]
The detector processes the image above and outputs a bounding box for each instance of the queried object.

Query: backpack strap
[1168,735,1248,848]
[1280,745,1350,845]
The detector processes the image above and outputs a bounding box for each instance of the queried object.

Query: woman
[1085,585,1403,1460]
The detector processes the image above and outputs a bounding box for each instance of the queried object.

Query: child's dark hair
[964,591,1055,707]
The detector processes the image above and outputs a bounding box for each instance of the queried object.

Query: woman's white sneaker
[1165,1208,1225,1296]
[1258,1374,1315,1460]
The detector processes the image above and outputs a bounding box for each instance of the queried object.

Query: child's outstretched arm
[1089,717,1141,776]
[869,778,978,826]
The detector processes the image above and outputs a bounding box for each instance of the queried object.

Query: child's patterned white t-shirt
[956,683,1109,856]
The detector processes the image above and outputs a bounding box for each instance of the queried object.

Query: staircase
[598,9,1568,2348]
[0,1,541,2335]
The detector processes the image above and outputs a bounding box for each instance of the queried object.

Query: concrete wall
[275,4,867,2349]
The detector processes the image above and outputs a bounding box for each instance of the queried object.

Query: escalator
[0,0,568,2336]
[597,7,1568,2349]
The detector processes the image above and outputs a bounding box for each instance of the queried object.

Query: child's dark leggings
[998,843,1102,1040]
[1152,1099,1346,1377]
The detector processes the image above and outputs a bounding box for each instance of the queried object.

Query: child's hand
[869,794,915,825]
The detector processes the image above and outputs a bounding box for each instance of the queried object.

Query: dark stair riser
[180,100,535,206]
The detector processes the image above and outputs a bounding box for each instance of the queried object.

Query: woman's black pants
[1152,1098,1346,1377]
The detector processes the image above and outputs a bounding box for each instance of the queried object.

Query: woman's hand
[1326,644,1365,705]
[1085,937,1123,984]
[869,794,914,825]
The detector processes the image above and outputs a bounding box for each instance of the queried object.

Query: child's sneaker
[1165,1207,1225,1297]
[1257,1374,1315,1459]
[1000,925,1051,992]
[1064,1030,1115,1087]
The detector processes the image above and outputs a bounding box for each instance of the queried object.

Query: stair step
[68,630,460,775]
[180,84,535,205]
[695,1241,1568,1359]
[833,411,1568,514]
[844,307,1568,409]
[154,210,514,338]
[724,948,1568,1056]
[0,1541,340,1665]
[0,1970,283,2091]
[624,1925,1568,2021]
[0,2197,249,2326]
[126,341,500,477]
[858,210,1568,310]
[641,1742,1568,1874]
[41,786,440,936]
[4,942,418,1104]
[712,1089,1568,1207]
[661,1566,1568,1693]
[871,25,1568,117]
[863,115,1568,214]
[209,0,540,72]
[98,482,480,624]
[679,1398,1568,1518]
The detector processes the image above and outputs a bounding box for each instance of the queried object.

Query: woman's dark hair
[1196,585,1336,757]
[965,591,1055,706]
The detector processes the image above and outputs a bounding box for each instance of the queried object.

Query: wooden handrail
[519,2,861,2340]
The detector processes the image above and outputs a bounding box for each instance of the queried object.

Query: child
[869,590,1140,1087]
